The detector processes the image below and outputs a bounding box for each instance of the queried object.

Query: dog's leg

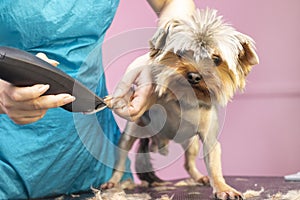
[181,136,209,185]
[101,132,137,189]
[201,125,244,200]
[157,138,169,156]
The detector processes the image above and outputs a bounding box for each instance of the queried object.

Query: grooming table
[40,176,300,200]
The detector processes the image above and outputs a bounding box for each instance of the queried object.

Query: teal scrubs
[0,1,131,199]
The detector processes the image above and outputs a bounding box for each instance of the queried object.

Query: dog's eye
[212,55,222,66]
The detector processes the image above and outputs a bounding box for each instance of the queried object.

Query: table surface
[40,176,300,200]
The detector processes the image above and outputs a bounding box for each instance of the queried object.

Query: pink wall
[103,0,300,179]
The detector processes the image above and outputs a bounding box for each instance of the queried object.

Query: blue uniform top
[0,0,131,199]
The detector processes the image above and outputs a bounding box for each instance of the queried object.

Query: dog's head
[150,9,259,107]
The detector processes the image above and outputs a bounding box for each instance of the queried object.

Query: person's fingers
[112,53,151,98]
[7,84,75,107]
[111,53,153,121]
[19,93,76,111]
[13,116,44,125]
[111,69,141,110]
[123,65,153,120]
[36,53,59,67]
[8,84,50,102]
[113,107,132,121]
[112,80,134,99]
[1,94,75,124]
[129,84,153,118]
[7,109,47,125]
[112,65,152,106]
[113,83,153,121]
[0,79,75,124]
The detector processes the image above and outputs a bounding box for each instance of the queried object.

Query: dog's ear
[150,28,168,51]
[149,24,168,58]
[237,34,259,76]
[239,42,259,66]
[149,20,181,58]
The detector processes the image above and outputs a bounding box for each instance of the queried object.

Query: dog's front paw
[100,182,116,190]
[197,176,210,186]
[214,191,244,200]
[214,184,244,200]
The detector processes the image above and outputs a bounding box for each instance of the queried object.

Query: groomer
[0,0,195,198]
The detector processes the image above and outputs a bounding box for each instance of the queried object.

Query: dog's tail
[135,138,164,184]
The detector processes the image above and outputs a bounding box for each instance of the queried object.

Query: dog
[102,8,259,200]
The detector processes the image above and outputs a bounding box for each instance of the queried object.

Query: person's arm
[112,0,196,121]
[147,0,196,25]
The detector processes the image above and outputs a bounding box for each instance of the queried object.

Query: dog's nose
[187,72,202,84]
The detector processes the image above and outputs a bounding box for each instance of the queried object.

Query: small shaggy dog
[102,8,259,200]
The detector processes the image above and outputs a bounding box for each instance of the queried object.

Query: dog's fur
[102,8,259,200]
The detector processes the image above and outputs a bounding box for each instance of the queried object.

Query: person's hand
[0,53,75,124]
[147,0,196,26]
[36,52,60,66]
[109,53,154,121]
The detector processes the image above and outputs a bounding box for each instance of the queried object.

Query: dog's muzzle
[187,72,202,85]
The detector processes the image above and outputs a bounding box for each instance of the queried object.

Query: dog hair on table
[102,8,259,200]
